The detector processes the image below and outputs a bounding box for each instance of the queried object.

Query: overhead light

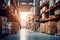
[21,2,27,5]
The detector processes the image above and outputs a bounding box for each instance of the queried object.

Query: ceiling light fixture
[21,2,27,5]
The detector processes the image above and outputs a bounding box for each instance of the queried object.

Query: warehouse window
[20,12,30,27]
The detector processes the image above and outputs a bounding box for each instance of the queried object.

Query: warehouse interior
[0,0,60,40]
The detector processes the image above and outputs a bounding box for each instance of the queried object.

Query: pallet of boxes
[0,16,8,37]
[26,14,34,31]
[55,9,60,36]
[38,0,60,35]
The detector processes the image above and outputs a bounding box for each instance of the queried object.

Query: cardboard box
[57,21,60,35]
[55,9,60,15]
[42,6,48,12]
[40,23,46,33]
[47,21,57,34]
[11,22,20,34]
[42,14,47,19]
[48,21,57,27]
[47,27,57,35]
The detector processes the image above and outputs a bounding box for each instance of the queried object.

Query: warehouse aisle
[0,28,60,40]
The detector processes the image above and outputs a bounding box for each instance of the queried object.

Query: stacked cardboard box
[39,23,46,33]
[55,9,60,15]
[42,14,48,19]
[46,21,57,35]
[42,6,48,12]
[2,17,8,35]
[26,13,34,30]
[57,21,60,35]
[0,16,8,35]
[11,22,20,34]
[39,21,57,35]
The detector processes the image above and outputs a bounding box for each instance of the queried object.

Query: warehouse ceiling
[19,0,34,12]
[19,0,33,3]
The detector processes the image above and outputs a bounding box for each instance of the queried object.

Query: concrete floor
[0,28,60,40]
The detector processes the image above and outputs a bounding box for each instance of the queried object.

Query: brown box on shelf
[27,24,31,29]
[27,22,34,31]
[48,21,57,27]
[2,21,7,26]
[57,21,60,35]
[47,27,57,35]
[42,6,48,12]
[40,23,46,33]
[42,14,48,19]
[11,22,20,34]
[46,21,57,34]
[55,9,60,15]
[45,22,48,33]
[30,25,34,31]
[2,17,7,21]
[40,9,43,14]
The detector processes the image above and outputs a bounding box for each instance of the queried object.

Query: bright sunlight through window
[20,12,30,27]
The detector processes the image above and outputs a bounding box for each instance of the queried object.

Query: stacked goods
[1,17,8,35]
[26,13,34,30]
[27,23,34,30]
[7,22,12,34]
[40,9,43,14]
[42,6,48,12]
[55,9,60,15]
[42,14,46,19]
[11,22,20,34]
[39,23,46,33]
[57,21,60,35]
[26,23,31,29]
[47,21,57,35]
[40,6,48,14]
[40,6,48,20]
[29,24,34,31]
[45,22,49,33]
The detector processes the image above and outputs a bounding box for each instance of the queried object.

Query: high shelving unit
[0,0,21,37]
[38,0,60,35]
